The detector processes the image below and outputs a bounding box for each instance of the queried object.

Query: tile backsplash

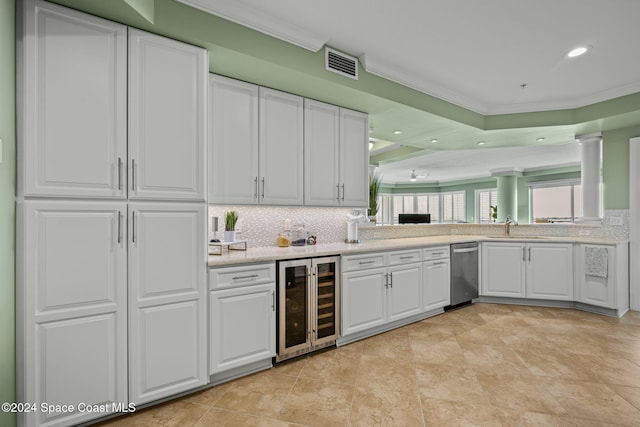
[209,206,630,247]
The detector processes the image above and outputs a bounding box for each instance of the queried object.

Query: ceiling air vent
[325,47,358,80]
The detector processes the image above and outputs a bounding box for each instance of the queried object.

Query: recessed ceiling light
[567,46,590,58]
[393,130,402,135]
[477,141,486,146]
[536,137,546,142]
[430,139,438,143]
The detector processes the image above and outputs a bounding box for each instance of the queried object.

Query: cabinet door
[259,88,304,205]
[128,29,207,201]
[19,200,127,427]
[576,245,616,308]
[20,1,127,199]
[423,259,451,311]
[481,243,526,297]
[304,99,340,206]
[526,243,574,300]
[339,108,369,207]
[209,75,259,204]
[210,283,275,375]
[342,268,387,336]
[128,203,207,404]
[387,263,423,322]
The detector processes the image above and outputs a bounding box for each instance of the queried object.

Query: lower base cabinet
[342,267,387,336]
[208,263,276,378]
[209,283,276,375]
[423,258,451,311]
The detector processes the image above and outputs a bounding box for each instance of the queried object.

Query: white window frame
[529,178,592,224]
[475,188,497,223]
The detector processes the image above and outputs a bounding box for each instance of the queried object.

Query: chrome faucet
[505,215,518,236]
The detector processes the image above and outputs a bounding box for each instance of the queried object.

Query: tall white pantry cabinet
[17,1,208,426]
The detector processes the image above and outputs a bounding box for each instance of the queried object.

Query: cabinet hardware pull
[271,291,275,311]
[117,211,122,244]
[254,177,258,198]
[341,183,345,201]
[232,274,259,281]
[117,157,122,190]
[431,261,445,266]
[261,177,265,199]
[131,159,136,192]
[528,247,531,262]
[358,260,376,265]
[132,210,136,243]
[389,272,393,287]
[384,273,388,288]
[336,184,340,201]
[431,252,443,256]
[400,256,414,260]
[522,247,526,262]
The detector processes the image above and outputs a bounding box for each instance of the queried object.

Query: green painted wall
[0,0,16,426]
[602,125,640,209]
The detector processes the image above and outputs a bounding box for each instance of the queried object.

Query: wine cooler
[276,256,340,362]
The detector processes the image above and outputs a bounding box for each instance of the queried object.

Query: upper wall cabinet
[304,100,368,207]
[128,29,208,201]
[208,75,260,204]
[19,0,127,199]
[259,87,304,205]
[208,78,304,205]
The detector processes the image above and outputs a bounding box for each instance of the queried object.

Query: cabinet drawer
[387,249,422,266]
[423,246,450,260]
[342,253,386,272]
[209,263,275,290]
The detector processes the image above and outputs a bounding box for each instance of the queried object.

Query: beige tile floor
[96,303,640,426]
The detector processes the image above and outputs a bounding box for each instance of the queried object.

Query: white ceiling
[178,0,636,182]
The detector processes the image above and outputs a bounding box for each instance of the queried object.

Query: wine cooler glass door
[279,261,310,355]
[313,257,340,345]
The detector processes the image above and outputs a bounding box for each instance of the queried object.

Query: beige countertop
[208,235,627,267]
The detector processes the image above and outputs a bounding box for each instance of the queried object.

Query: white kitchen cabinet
[208,75,260,204]
[19,0,127,199]
[526,243,574,300]
[342,267,388,336]
[423,258,451,311]
[128,29,207,201]
[304,99,341,206]
[259,87,304,205]
[304,101,368,207]
[209,283,276,375]
[481,242,526,297]
[18,200,128,427]
[575,244,629,315]
[128,203,207,405]
[339,108,369,207]
[387,262,423,321]
[482,242,573,301]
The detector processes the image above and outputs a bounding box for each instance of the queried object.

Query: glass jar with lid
[290,222,308,246]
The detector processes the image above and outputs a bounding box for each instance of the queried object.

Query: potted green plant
[368,175,382,222]
[224,210,239,242]
[490,205,498,223]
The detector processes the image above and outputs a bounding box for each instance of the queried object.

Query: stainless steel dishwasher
[449,242,479,307]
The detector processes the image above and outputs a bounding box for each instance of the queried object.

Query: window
[416,194,440,223]
[476,189,497,223]
[441,191,465,223]
[529,179,597,223]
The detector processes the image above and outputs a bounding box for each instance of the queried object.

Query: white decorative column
[491,169,522,222]
[630,137,640,311]
[577,134,602,223]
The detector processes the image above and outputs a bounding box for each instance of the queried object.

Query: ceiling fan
[409,169,428,181]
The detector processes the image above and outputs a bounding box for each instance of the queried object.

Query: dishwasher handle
[452,246,478,254]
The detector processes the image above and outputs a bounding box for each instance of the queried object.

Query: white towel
[584,247,608,278]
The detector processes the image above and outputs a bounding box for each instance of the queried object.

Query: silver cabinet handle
[431,252,444,256]
[117,211,122,244]
[254,177,258,198]
[522,247,526,262]
[117,157,122,190]
[336,183,340,201]
[389,271,393,288]
[528,247,531,262]
[232,274,259,281]
[132,210,136,243]
[341,183,345,201]
[431,261,446,266]
[384,272,388,288]
[131,159,136,192]
[400,256,415,260]
[261,177,265,199]
[359,260,376,265]
[271,290,275,311]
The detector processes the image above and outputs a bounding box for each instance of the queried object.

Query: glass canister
[290,222,308,246]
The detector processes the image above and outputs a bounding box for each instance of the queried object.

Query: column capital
[575,133,602,145]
